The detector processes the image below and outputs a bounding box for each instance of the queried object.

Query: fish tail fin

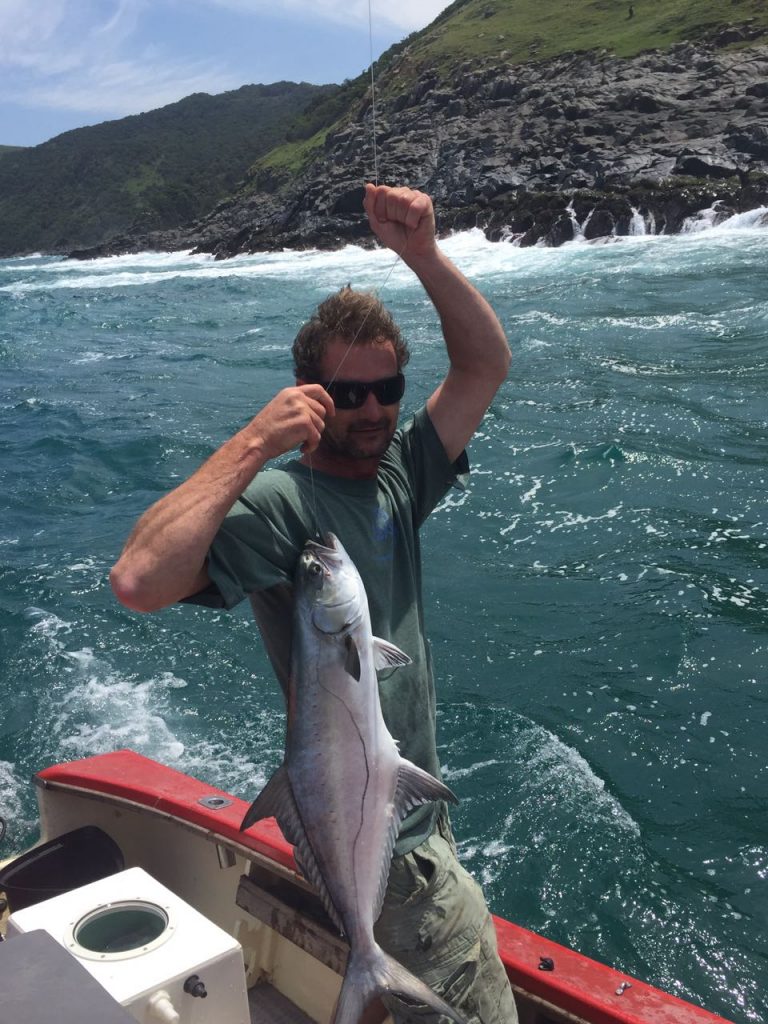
[333,946,469,1024]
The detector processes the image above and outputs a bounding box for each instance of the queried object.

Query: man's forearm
[110,428,268,612]
[110,383,335,613]
[404,245,510,383]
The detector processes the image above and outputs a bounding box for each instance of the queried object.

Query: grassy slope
[413,0,768,69]
[247,0,768,186]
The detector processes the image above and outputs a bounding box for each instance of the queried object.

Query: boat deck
[249,984,315,1024]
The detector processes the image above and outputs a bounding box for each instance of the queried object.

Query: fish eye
[309,561,323,577]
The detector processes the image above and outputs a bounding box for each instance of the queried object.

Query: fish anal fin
[373,805,399,924]
[394,758,458,819]
[292,837,346,938]
[241,768,346,936]
[372,637,412,671]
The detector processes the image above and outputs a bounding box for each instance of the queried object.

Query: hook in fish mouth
[305,532,339,555]
[300,532,341,580]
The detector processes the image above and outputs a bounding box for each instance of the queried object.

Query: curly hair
[292,286,410,380]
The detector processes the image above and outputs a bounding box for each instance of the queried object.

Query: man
[111,184,516,1024]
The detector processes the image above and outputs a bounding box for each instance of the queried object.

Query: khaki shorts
[374,819,518,1024]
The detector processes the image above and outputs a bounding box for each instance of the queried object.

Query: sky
[0,0,453,148]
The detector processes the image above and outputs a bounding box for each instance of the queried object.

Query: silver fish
[241,533,467,1024]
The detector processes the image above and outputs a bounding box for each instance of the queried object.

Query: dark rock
[610,89,666,114]
[674,153,740,179]
[70,35,768,259]
[331,187,366,215]
[583,208,616,240]
[727,125,768,158]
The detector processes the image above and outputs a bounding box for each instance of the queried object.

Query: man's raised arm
[363,183,510,463]
[110,385,334,612]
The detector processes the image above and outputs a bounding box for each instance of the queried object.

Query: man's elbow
[498,344,512,381]
[109,563,165,613]
[484,344,511,391]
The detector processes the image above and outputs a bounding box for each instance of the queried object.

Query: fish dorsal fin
[372,637,412,671]
[344,635,361,681]
[241,765,346,936]
[394,759,459,819]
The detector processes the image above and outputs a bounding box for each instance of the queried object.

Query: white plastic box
[7,866,249,1024]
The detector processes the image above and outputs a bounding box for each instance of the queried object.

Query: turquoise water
[1,218,767,1021]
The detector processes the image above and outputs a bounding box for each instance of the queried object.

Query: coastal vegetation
[410,0,768,70]
[0,83,334,257]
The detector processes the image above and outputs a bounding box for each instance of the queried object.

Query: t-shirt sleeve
[189,477,310,610]
[395,406,469,527]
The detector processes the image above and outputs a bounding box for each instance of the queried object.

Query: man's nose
[361,388,382,412]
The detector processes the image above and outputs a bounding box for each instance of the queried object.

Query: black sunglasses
[319,372,405,410]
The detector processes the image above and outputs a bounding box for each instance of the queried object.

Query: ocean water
[1,213,767,1022]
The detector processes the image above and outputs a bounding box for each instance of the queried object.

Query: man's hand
[247,384,335,461]
[363,184,437,261]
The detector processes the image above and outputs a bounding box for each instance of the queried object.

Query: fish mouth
[301,532,342,577]
[304,532,339,556]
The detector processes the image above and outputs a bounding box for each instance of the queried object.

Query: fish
[241,532,468,1024]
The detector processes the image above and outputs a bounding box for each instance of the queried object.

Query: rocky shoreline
[71,26,768,260]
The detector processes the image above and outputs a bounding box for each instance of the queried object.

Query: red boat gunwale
[36,750,732,1024]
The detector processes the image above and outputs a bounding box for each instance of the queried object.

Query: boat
[0,748,734,1024]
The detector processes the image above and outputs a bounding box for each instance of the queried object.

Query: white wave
[23,608,283,800]
[682,203,768,235]
[26,607,72,647]
[23,609,186,764]
[539,505,623,533]
[0,760,25,824]
[0,253,50,266]
[174,727,277,801]
[3,203,766,297]
[516,726,640,837]
[51,649,188,764]
[442,758,502,782]
[717,206,768,230]
[0,242,414,294]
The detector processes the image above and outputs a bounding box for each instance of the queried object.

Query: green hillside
[246,0,768,185]
[408,0,768,71]
[0,82,334,257]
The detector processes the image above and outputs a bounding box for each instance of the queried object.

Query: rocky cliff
[73,24,768,259]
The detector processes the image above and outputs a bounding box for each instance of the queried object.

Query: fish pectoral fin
[372,636,412,671]
[395,759,459,817]
[344,634,361,681]
[240,764,296,833]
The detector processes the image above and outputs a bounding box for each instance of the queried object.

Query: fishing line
[306,0,407,537]
[368,0,379,187]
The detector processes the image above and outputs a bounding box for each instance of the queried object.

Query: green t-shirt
[197,406,468,853]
